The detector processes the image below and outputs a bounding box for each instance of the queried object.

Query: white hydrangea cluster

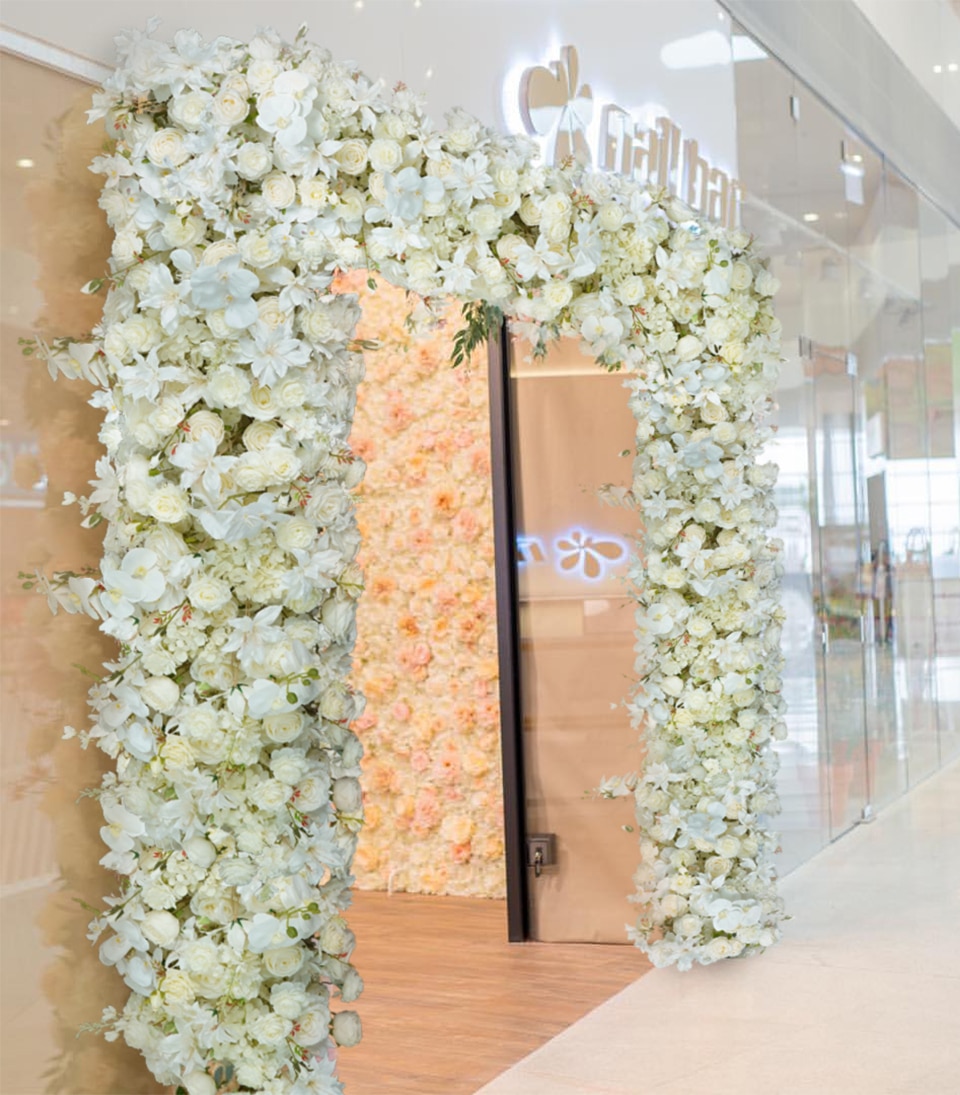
[34,20,784,1091]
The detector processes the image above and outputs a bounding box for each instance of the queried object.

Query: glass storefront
[506,14,960,938]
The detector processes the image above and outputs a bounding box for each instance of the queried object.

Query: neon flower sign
[517,528,628,581]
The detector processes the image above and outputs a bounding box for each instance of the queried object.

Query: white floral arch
[33,24,787,1095]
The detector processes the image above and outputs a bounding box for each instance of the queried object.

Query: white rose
[263,946,305,978]
[184,1072,216,1095]
[716,834,742,857]
[160,737,194,768]
[112,230,142,265]
[299,306,338,343]
[754,269,779,297]
[299,177,329,208]
[518,197,541,226]
[276,517,316,552]
[730,261,753,291]
[597,202,625,231]
[335,140,369,176]
[295,775,329,812]
[662,567,688,590]
[141,676,180,713]
[700,397,728,425]
[142,880,177,909]
[319,917,352,956]
[468,204,502,238]
[186,410,225,446]
[660,676,684,697]
[141,910,180,947]
[263,712,304,744]
[262,171,297,208]
[676,335,703,362]
[293,1007,330,1046]
[184,837,218,868]
[239,232,282,269]
[242,420,279,452]
[271,982,309,1019]
[615,276,646,306]
[161,969,196,1005]
[152,398,185,436]
[270,748,307,785]
[341,968,364,1002]
[233,456,272,492]
[217,858,255,886]
[332,1010,362,1047]
[146,484,188,524]
[162,215,205,248]
[212,84,250,126]
[252,1012,292,1045]
[246,382,279,419]
[275,375,307,408]
[257,779,291,812]
[147,129,188,167]
[676,914,703,937]
[332,777,362,815]
[264,447,302,483]
[368,138,403,173]
[542,280,573,312]
[169,91,211,130]
[120,315,161,354]
[236,142,273,180]
[257,298,286,330]
[188,575,232,612]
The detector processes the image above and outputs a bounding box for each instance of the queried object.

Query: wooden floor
[337,892,651,1095]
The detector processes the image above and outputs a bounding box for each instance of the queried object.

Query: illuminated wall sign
[513,45,743,228]
[518,528,628,582]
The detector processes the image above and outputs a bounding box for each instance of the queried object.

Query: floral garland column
[40,165,370,1095]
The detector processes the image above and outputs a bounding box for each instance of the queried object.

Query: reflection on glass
[733,21,959,866]
[1,52,160,1094]
[508,332,641,942]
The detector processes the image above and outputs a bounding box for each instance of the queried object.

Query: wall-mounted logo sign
[518,528,628,582]
[514,45,743,228]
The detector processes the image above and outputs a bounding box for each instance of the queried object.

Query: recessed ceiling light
[16,157,34,168]
[425,67,434,79]
[933,64,943,73]
[850,153,863,163]
[803,212,820,223]
[354,0,364,8]
[949,63,958,72]
[414,0,422,7]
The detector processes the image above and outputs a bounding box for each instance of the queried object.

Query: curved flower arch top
[34,22,786,1095]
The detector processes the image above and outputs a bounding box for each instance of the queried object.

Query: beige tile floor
[476,758,960,1095]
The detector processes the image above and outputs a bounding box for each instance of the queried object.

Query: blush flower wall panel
[341,272,506,899]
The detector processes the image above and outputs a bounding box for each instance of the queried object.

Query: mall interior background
[1,0,958,1089]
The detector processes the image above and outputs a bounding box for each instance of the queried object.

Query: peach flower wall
[341,273,506,899]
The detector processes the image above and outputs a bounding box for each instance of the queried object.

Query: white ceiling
[851,0,960,128]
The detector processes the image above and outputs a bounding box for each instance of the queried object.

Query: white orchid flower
[99,548,165,618]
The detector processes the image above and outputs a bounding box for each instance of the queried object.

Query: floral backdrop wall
[341,271,505,899]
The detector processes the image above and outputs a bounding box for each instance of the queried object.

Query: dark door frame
[486,323,528,942]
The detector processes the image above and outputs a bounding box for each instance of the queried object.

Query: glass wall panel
[919,199,960,762]
[732,48,831,868]
[0,52,160,1094]
[879,168,941,783]
[847,142,910,811]
[792,89,872,838]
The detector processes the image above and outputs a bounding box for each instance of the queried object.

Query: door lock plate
[526,834,557,877]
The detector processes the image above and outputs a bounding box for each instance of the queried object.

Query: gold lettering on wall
[518,45,744,227]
